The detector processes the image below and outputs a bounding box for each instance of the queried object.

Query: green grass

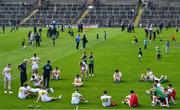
[0,27,179,109]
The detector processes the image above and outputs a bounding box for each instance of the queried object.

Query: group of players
[2,25,177,108]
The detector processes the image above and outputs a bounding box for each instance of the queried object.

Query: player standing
[30,53,40,73]
[2,64,13,94]
[138,48,143,62]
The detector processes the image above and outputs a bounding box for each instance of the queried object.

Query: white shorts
[42,96,52,102]
[139,54,142,58]
[4,75,11,81]
[18,94,26,100]
[32,64,39,70]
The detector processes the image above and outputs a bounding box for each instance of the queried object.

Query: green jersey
[89,55,94,64]
[154,88,165,98]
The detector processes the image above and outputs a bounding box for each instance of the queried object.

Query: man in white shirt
[113,69,122,83]
[140,69,168,82]
[18,84,30,99]
[28,74,42,87]
[30,53,40,73]
[100,91,112,107]
[2,64,13,94]
[52,67,60,80]
[71,89,87,105]
[72,75,83,87]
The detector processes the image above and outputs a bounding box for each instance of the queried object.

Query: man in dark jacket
[43,60,52,88]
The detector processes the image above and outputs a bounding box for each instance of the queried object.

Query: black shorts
[159,97,165,103]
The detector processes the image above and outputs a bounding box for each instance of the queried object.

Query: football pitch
[0,27,179,109]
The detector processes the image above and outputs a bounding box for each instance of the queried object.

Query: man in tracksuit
[43,60,52,88]
[76,34,81,50]
[89,52,94,76]
[18,59,28,86]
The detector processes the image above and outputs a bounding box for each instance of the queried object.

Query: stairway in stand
[134,6,143,27]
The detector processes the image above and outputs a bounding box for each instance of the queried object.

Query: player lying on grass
[28,72,43,88]
[72,75,83,87]
[100,90,116,107]
[2,64,13,94]
[140,68,168,83]
[71,89,88,105]
[122,90,138,108]
[36,87,62,102]
[51,67,60,80]
[113,69,122,83]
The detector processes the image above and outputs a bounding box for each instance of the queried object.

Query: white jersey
[74,77,82,84]
[30,33,35,41]
[18,87,27,99]
[71,92,82,104]
[31,56,39,64]
[39,90,52,102]
[157,83,164,91]
[147,71,154,80]
[3,67,11,80]
[113,72,122,79]
[30,74,41,86]
[81,61,88,71]
[30,56,40,70]
[100,95,112,107]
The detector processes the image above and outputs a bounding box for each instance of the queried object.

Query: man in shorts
[30,53,40,73]
[71,89,88,105]
[2,64,13,94]
[122,90,138,107]
[36,87,61,102]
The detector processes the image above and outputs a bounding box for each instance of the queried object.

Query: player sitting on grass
[113,69,122,83]
[52,67,60,80]
[71,89,88,105]
[18,84,31,100]
[167,84,176,104]
[28,73,43,88]
[36,87,62,102]
[72,75,83,87]
[151,84,167,107]
[100,90,116,107]
[146,80,164,95]
[140,69,168,83]
[122,90,138,108]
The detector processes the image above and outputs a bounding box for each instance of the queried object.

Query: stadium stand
[140,0,180,27]
[25,0,86,26]
[0,0,180,27]
[0,0,36,26]
[82,0,139,27]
